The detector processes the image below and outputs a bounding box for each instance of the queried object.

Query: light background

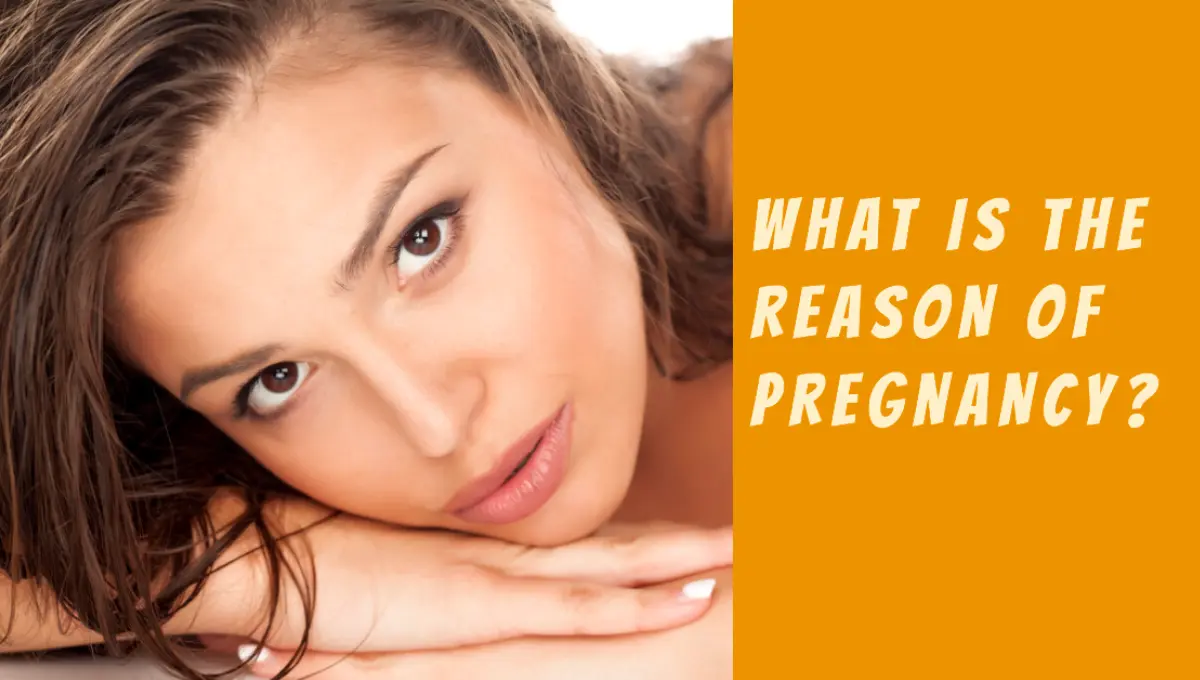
[554,0,732,61]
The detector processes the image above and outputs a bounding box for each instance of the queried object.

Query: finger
[468,572,720,639]
[336,570,721,649]
[237,579,722,676]
[501,525,733,587]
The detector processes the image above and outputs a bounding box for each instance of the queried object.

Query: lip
[445,403,572,525]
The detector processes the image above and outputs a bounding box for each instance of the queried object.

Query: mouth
[503,446,537,484]
[444,403,572,525]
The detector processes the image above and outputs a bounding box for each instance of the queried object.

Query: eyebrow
[179,344,282,403]
[175,144,448,403]
[336,143,449,291]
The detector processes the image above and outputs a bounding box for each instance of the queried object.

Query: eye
[242,361,310,418]
[389,203,461,282]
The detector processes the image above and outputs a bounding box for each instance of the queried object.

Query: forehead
[109,58,518,370]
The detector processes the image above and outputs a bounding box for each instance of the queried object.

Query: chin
[500,453,637,547]
[505,510,616,548]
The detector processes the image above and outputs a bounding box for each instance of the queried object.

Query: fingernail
[681,578,717,600]
[237,643,269,665]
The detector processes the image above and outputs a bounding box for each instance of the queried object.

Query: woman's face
[112,57,650,546]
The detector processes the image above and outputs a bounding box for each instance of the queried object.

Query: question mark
[1128,373,1159,428]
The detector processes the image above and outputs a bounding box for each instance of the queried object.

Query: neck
[616,357,733,527]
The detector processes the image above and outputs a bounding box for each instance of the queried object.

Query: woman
[0,1,733,678]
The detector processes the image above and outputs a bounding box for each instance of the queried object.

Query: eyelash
[232,378,274,421]
[230,197,468,422]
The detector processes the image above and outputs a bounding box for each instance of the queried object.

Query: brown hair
[0,0,731,677]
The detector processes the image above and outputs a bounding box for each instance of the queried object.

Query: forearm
[0,560,245,656]
[0,491,268,655]
[0,572,103,653]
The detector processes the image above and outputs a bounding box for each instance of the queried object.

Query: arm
[240,566,732,679]
[4,493,731,661]
[0,567,237,654]
[0,574,101,653]
[0,494,250,654]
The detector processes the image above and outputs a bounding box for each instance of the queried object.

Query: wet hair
[0,0,731,677]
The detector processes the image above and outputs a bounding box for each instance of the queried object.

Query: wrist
[163,490,266,639]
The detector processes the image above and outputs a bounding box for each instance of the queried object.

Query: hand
[181,496,732,658]
[238,567,733,679]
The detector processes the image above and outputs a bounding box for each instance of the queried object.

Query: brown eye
[402,220,442,257]
[260,363,299,393]
[247,361,311,416]
[393,215,455,279]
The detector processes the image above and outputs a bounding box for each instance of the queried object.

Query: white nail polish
[237,643,269,665]
[681,578,717,600]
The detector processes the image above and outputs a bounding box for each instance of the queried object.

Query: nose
[346,337,485,459]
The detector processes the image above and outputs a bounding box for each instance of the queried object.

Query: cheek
[228,406,449,522]
[460,182,645,374]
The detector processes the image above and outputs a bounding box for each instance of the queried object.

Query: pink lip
[445,404,572,525]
